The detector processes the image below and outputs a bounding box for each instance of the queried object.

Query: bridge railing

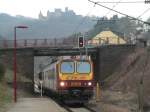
[0,37,129,49]
[0,38,80,48]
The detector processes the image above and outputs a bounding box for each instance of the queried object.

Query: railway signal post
[78,36,85,60]
[40,80,43,97]
[138,79,144,112]
[78,36,84,48]
[96,82,100,102]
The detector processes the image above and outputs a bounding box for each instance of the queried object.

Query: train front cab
[57,59,94,103]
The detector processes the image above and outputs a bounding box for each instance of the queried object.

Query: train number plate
[71,82,81,86]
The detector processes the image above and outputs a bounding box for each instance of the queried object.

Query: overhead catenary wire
[88,0,150,25]
[73,3,96,35]
[96,1,144,3]
[92,0,123,24]
[92,0,123,25]
[137,7,150,18]
[105,0,122,16]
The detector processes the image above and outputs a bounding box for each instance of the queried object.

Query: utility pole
[13,25,28,103]
[138,78,144,112]
[138,49,149,112]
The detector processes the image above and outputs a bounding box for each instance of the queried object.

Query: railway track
[51,97,97,112]
[62,105,96,112]
[44,93,97,112]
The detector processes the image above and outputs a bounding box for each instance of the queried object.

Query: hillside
[0,81,12,112]
[0,35,3,39]
[103,47,150,107]
[0,64,12,112]
[0,8,96,39]
[89,47,150,112]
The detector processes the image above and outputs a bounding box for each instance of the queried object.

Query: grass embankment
[0,64,12,112]
[0,63,33,112]
[0,81,12,112]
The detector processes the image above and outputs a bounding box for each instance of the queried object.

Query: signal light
[78,36,84,48]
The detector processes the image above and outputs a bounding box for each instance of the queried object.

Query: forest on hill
[87,15,150,40]
[0,8,96,39]
[0,8,150,41]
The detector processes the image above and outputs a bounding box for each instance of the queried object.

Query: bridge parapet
[0,38,80,48]
[0,38,127,49]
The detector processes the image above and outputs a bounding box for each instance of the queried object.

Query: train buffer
[6,98,67,112]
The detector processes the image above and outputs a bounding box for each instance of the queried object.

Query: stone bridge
[0,38,135,91]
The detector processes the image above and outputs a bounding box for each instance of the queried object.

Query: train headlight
[60,82,65,87]
[88,82,92,86]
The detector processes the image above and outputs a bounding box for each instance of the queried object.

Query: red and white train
[34,56,94,103]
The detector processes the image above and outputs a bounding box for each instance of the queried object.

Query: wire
[105,0,122,16]
[73,4,96,35]
[137,7,150,18]
[88,0,150,25]
[96,1,144,3]
[92,0,122,23]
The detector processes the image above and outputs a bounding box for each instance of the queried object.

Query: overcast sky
[0,0,150,21]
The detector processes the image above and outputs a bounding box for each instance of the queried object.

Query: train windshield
[60,61,74,73]
[76,61,90,74]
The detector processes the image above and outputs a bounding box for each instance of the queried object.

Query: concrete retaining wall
[92,44,135,83]
[0,49,34,81]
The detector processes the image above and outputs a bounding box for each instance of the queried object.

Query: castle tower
[47,10,50,17]
[38,11,45,20]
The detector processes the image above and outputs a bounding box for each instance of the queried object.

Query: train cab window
[60,61,74,73]
[76,61,90,74]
